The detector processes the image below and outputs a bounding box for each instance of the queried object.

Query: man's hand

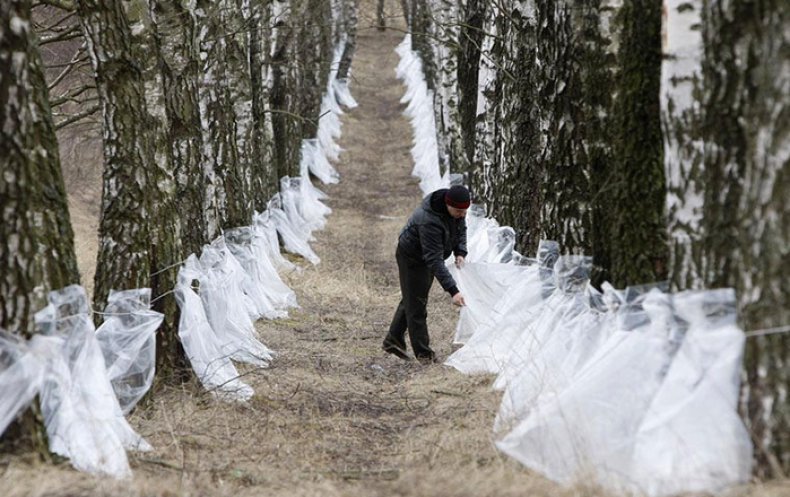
[455,255,466,268]
[452,292,466,307]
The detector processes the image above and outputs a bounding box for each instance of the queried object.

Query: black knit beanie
[444,185,471,209]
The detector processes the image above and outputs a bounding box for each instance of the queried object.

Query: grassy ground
[3,1,789,496]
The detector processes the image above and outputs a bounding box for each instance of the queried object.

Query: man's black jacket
[397,189,468,296]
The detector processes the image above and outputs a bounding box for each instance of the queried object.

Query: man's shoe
[382,343,411,361]
[416,354,438,365]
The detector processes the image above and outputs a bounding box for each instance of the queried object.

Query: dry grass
[3,1,789,496]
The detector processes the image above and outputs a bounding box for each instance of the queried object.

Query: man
[382,185,470,363]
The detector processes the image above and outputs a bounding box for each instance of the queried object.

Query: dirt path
[4,3,571,496]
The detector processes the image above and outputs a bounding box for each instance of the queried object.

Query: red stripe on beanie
[445,193,470,209]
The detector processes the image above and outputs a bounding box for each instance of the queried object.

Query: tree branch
[51,83,94,106]
[47,43,86,90]
[54,104,100,130]
[34,0,75,11]
[39,24,82,45]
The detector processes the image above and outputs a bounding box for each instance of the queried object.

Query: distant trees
[407,0,666,287]
[403,0,788,476]
[1,0,358,377]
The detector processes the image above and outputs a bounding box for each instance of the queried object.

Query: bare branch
[33,0,76,11]
[47,43,86,90]
[44,54,89,69]
[51,92,97,107]
[54,104,100,130]
[34,11,76,32]
[51,83,94,106]
[39,24,82,45]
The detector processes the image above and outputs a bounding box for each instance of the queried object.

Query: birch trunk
[1,0,80,338]
[195,2,229,237]
[270,1,298,177]
[125,0,188,377]
[336,0,357,80]
[153,0,209,256]
[457,0,485,174]
[249,0,278,207]
[295,0,333,140]
[224,0,255,227]
[75,0,154,313]
[0,0,70,451]
[608,0,666,286]
[1,0,77,454]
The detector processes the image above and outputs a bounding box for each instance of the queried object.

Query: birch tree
[223,0,256,227]
[295,0,332,140]
[607,0,666,286]
[456,0,484,175]
[153,0,209,257]
[663,0,790,475]
[0,0,80,453]
[195,1,243,233]
[1,0,80,335]
[336,0,357,80]
[73,0,156,316]
[270,2,298,177]
[123,0,187,375]
[249,0,279,207]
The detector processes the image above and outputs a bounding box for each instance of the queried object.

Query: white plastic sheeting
[95,288,163,415]
[315,43,349,168]
[253,209,297,272]
[492,256,594,394]
[395,34,449,194]
[198,238,274,367]
[175,256,255,402]
[333,77,358,109]
[444,241,558,375]
[495,286,752,496]
[0,285,160,478]
[449,263,531,345]
[267,193,322,265]
[35,285,151,478]
[397,32,752,496]
[0,332,48,437]
[627,289,752,496]
[172,40,358,404]
[444,239,752,495]
[226,226,297,315]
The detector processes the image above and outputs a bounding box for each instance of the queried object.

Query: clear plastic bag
[445,240,560,375]
[495,289,675,488]
[35,285,151,478]
[175,259,254,402]
[495,285,607,430]
[95,288,162,415]
[253,209,297,272]
[267,194,321,265]
[0,331,47,437]
[627,289,752,496]
[302,138,340,185]
[449,262,530,344]
[198,240,274,367]
[333,78,358,109]
[493,256,593,393]
[225,227,288,320]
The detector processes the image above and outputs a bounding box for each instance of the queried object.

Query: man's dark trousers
[384,246,435,359]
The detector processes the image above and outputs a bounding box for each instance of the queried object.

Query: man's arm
[418,222,460,296]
